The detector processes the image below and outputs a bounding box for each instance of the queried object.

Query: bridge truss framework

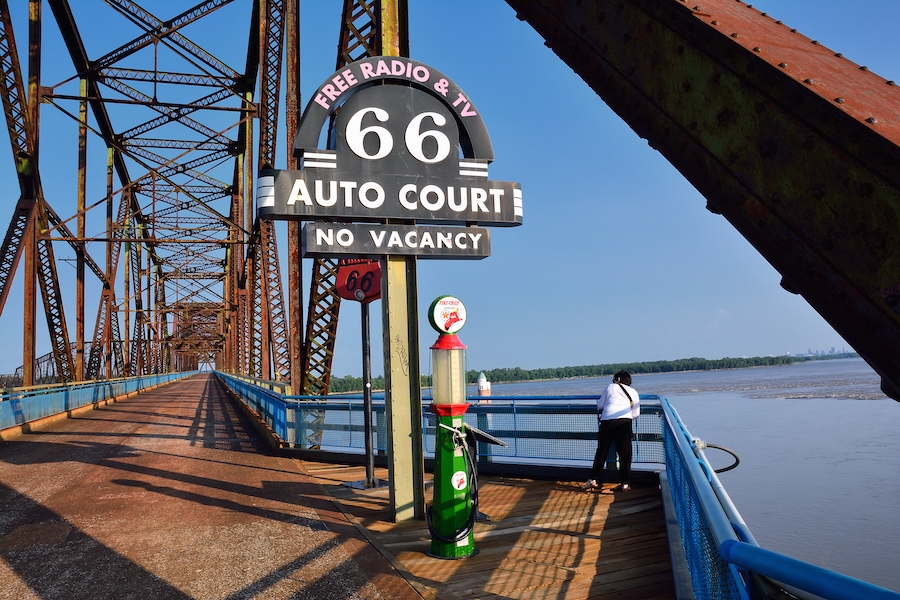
[3,0,900,404]
[0,0,392,392]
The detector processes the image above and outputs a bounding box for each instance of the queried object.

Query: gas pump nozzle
[438,422,468,450]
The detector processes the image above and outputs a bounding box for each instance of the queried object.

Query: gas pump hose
[426,430,480,543]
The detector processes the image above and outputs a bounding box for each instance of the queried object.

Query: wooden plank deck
[300,462,676,599]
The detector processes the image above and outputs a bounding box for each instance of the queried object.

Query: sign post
[258,55,522,522]
[335,259,382,489]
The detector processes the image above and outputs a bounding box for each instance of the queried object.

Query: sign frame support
[381,253,424,521]
[376,0,424,523]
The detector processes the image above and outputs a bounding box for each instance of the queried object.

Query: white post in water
[477,372,491,397]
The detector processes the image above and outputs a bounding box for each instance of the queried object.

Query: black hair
[613,370,632,386]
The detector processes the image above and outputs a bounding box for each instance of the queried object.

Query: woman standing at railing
[582,370,640,492]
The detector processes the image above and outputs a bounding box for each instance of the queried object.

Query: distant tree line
[325,352,859,393]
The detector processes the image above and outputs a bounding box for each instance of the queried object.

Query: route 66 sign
[335,259,382,304]
[257,56,522,258]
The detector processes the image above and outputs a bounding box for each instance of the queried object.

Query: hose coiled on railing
[693,439,741,473]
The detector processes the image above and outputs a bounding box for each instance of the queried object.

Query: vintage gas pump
[426,296,477,558]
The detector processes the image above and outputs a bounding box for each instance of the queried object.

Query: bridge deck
[306,463,675,599]
[0,373,418,600]
[0,373,675,599]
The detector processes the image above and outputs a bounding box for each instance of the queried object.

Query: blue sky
[1,1,897,378]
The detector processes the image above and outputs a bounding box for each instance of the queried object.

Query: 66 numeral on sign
[345,269,376,294]
[335,261,382,304]
[345,108,451,164]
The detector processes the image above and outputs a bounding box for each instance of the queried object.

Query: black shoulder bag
[617,383,635,407]
[598,383,636,423]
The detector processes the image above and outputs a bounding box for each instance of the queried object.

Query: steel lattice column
[0,1,36,315]
[0,0,75,383]
[300,0,387,396]
[255,0,290,382]
[285,0,302,394]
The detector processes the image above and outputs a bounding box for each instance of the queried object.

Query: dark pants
[589,418,634,483]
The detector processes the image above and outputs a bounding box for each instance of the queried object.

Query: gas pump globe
[431,335,466,406]
[426,296,477,558]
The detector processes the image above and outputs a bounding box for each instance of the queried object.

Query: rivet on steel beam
[761,13,767,17]
[835,53,843,58]
[887,81,897,86]
[711,20,719,25]
[778,63,788,68]
[866,117,878,124]
[753,47,761,52]
[790,28,798,33]
[776,20,782,25]
[834,98,845,104]
[731,32,739,38]
[803,78,814,84]
[860,66,869,71]
[811,40,819,45]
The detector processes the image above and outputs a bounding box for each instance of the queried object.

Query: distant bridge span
[506,0,900,400]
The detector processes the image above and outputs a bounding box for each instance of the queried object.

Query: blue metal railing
[216,373,900,600]
[660,398,900,600]
[0,372,197,433]
[214,372,665,464]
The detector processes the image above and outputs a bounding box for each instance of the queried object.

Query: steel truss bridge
[2,0,900,402]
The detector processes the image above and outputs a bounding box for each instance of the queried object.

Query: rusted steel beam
[261,219,290,380]
[256,0,290,382]
[247,237,261,377]
[86,185,132,379]
[300,0,384,395]
[3,8,105,382]
[286,0,302,394]
[48,0,131,184]
[506,0,900,400]
[76,80,87,380]
[34,196,75,382]
[0,0,32,155]
[302,257,342,395]
[27,0,75,383]
[98,0,238,78]
[0,1,36,316]
[0,170,35,315]
[42,0,258,378]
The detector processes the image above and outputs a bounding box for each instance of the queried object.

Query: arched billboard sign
[257,56,522,258]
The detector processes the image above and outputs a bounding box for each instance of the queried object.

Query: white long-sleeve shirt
[597,382,640,421]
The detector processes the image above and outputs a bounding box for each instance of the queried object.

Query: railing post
[476,408,492,463]
[285,401,297,446]
[298,404,309,449]
[375,407,386,455]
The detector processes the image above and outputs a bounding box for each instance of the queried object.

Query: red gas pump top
[430,333,467,351]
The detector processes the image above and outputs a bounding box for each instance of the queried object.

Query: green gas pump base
[426,403,477,559]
